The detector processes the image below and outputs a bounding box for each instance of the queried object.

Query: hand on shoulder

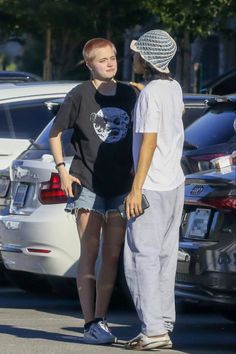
[129,81,145,91]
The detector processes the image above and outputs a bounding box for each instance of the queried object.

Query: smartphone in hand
[117,194,149,219]
[72,182,81,198]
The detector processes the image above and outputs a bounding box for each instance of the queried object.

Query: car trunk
[9,157,71,216]
[177,166,236,289]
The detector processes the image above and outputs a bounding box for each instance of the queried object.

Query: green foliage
[0,0,235,79]
[0,0,147,78]
[141,0,234,39]
[0,0,234,42]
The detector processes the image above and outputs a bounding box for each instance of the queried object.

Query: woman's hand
[125,189,143,220]
[58,167,81,197]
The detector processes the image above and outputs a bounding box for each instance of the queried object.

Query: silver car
[0,93,214,295]
[0,81,80,210]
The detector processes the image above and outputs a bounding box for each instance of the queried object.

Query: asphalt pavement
[0,286,235,354]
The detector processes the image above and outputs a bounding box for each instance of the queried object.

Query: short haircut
[82,38,117,63]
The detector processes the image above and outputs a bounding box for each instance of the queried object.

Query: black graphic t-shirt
[52,80,137,197]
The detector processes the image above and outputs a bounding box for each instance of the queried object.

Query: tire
[47,276,78,299]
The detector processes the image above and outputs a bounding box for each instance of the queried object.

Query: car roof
[225,93,236,101]
[201,67,236,91]
[0,81,80,102]
[183,93,220,108]
[206,95,236,108]
[0,70,42,82]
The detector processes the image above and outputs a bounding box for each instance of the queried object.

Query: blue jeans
[65,186,127,217]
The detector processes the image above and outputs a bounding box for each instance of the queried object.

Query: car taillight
[200,197,236,210]
[191,153,225,171]
[39,173,67,204]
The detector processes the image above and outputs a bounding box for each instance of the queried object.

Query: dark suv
[182,95,236,175]
[176,158,236,322]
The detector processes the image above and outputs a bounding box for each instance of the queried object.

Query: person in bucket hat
[124,30,185,350]
[130,29,177,73]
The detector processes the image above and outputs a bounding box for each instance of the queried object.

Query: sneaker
[125,332,172,350]
[84,320,117,344]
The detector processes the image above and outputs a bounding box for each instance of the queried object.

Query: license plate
[185,208,211,239]
[0,177,10,197]
[13,183,28,207]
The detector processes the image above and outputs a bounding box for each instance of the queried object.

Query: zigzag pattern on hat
[136,30,177,73]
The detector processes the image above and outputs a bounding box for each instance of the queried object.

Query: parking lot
[0,284,236,354]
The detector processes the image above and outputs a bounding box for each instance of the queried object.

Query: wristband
[55,162,65,169]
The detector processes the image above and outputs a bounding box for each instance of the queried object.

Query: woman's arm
[49,126,80,197]
[125,132,157,219]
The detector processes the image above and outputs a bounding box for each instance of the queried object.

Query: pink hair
[82,38,117,63]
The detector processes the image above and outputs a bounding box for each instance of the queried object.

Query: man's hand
[125,189,143,220]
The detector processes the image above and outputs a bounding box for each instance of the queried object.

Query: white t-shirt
[133,79,185,191]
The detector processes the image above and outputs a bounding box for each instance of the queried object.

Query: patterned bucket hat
[130,30,177,73]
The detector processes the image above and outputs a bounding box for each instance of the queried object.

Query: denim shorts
[65,186,127,216]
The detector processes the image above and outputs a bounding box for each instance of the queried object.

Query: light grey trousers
[124,184,184,336]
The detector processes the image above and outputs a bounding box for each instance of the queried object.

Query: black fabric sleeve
[52,90,79,131]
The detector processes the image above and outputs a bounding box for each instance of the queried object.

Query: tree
[140,0,235,90]
[0,0,234,83]
[0,0,147,79]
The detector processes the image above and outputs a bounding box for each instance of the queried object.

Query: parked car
[201,67,236,95]
[0,81,80,169]
[182,95,236,175]
[0,92,212,295]
[176,155,236,322]
[0,70,41,83]
[0,90,211,211]
[181,93,216,128]
[0,81,80,210]
[0,82,80,285]
[0,120,78,295]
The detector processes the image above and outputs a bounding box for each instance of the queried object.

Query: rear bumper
[176,238,236,306]
[175,282,236,306]
[0,205,80,278]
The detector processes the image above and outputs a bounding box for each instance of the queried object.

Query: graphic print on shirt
[90,107,130,143]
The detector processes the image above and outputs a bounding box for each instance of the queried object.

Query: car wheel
[46,276,78,299]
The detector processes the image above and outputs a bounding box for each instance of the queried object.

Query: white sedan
[0,119,82,294]
[0,81,79,210]
[0,93,213,295]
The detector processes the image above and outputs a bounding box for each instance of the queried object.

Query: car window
[31,120,74,157]
[0,100,55,139]
[212,73,236,95]
[185,107,236,147]
[182,106,207,128]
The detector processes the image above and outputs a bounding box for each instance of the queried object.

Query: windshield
[0,100,55,139]
[30,119,74,156]
[185,107,236,147]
